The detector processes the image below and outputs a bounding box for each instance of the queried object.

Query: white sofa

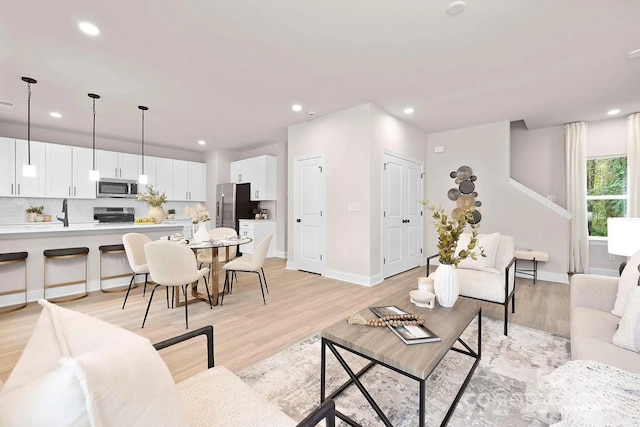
[427,234,516,335]
[570,273,640,373]
[0,300,335,427]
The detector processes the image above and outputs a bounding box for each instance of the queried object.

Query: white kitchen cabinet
[97,150,139,180]
[154,157,173,199]
[3,139,47,197]
[238,220,276,257]
[229,155,276,201]
[46,144,96,198]
[172,160,206,201]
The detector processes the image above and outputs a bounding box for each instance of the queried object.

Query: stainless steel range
[93,207,135,223]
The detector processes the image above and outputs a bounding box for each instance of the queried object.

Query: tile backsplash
[0,197,198,224]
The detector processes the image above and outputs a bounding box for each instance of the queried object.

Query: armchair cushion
[612,248,640,317]
[0,300,189,427]
[457,232,500,273]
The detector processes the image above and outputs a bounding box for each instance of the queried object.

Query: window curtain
[628,113,640,218]
[565,122,589,273]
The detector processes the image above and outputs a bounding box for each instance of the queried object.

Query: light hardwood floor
[0,259,570,384]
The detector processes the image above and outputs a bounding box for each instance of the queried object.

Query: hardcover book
[369,305,441,345]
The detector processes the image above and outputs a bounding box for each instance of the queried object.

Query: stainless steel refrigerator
[215,183,258,232]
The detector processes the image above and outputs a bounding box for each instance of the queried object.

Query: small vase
[148,206,165,224]
[194,222,211,242]
[433,264,459,308]
[26,213,37,222]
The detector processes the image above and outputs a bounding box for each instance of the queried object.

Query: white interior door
[382,152,423,278]
[294,155,325,274]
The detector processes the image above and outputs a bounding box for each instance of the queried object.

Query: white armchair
[427,233,517,335]
[0,300,335,426]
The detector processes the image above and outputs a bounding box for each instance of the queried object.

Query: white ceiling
[1,0,639,152]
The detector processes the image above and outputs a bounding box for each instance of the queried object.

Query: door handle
[74,186,77,197]
[11,183,13,195]
[17,184,20,195]
[296,218,301,223]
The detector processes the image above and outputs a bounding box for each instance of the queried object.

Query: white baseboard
[285,260,296,270]
[517,271,569,284]
[587,267,619,277]
[323,268,383,287]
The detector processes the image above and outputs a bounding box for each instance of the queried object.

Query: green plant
[167,208,176,215]
[26,205,44,214]
[420,201,484,267]
[136,185,167,207]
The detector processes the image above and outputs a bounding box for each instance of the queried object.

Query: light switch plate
[347,203,360,212]
[434,145,445,153]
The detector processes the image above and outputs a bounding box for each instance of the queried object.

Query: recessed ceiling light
[291,104,302,112]
[198,140,206,145]
[404,107,414,114]
[628,49,640,59]
[78,21,100,36]
[446,1,466,15]
[607,109,621,116]
[50,112,62,118]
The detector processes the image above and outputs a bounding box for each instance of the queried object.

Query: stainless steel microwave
[97,180,138,198]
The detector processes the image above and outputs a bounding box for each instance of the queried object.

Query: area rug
[238,317,570,426]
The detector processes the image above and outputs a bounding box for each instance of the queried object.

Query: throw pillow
[613,286,640,352]
[612,248,640,317]
[0,300,189,427]
[457,232,500,274]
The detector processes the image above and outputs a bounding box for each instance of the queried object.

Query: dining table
[174,236,252,307]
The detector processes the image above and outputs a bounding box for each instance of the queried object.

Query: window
[586,156,627,237]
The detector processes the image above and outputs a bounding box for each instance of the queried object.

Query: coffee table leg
[321,338,327,403]
[419,379,426,427]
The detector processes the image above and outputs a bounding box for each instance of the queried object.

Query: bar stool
[43,247,89,303]
[99,244,136,293]
[0,252,28,314]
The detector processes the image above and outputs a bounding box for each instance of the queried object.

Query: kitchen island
[0,222,183,307]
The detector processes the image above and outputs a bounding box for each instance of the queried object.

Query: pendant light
[88,93,101,181]
[138,105,149,185]
[21,77,37,177]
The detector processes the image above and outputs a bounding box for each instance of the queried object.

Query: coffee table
[320,292,481,426]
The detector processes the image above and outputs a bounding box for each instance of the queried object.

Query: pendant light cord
[27,82,32,165]
[141,108,145,174]
[92,97,96,170]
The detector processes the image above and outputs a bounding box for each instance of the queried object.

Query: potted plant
[420,201,484,307]
[166,208,176,220]
[184,204,211,241]
[26,205,44,222]
[136,185,167,224]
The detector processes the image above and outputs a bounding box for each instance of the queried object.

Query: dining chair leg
[171,287,175,308]
[122,274,136,309]
[256,271,266,305]
[230,271,236,294]
[141,284,160,328]
[202,276,213,309]
[143,273,149,297]
[183,285,189,329]
[221,271,230,305]
[261,267,269,294]
[166,287,170,308]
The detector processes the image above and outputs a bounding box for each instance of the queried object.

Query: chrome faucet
[57,198,69,227]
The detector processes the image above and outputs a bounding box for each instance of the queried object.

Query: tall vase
[148,206,165,224]
[433,264,459,308]
[193,222,210,242]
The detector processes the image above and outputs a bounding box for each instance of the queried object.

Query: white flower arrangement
[184,203,211,224]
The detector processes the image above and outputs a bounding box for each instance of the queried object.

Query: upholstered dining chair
[143,241,210,329]
[122,233,152,309]
[197,227,238,266]
[221,233,272,305]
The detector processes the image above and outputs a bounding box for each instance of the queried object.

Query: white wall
[510,121,565,208]
[287,103,428,284]
[427,121,570,283]
[0,121,204,162]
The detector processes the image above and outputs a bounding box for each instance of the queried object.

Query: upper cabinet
[0,137,46,197]
[172,160,205,201]
[97,150,139,180]
[154,157,174,200]
[45,144,96,199]
[230,155,276,201]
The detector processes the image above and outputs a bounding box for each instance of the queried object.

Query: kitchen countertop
[0,222,183,239]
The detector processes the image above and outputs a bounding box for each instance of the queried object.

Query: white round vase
[433,264,459,308]
[193,222,210,242]
[148,206,165,224]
